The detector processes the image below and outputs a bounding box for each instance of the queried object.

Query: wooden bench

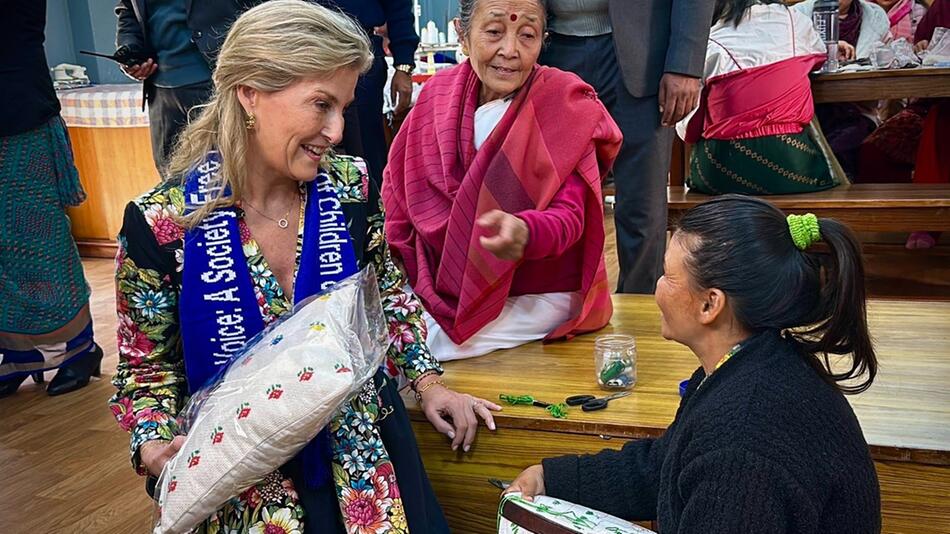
[667,184,950,232]
[405,295,950,534]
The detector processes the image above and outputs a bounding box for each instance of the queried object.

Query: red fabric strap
[685,54,826,142]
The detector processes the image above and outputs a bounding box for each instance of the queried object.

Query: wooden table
[404,295,950,533]
[65,126,161,257]
[667,184,950,232]
[57,85,162,258]
[811,67,950,104]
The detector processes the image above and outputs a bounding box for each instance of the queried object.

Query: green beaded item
[499,394,535,405]
[498,394,569,419]
[787,213,821,250]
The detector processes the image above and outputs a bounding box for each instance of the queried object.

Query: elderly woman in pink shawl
[382,0,622,362]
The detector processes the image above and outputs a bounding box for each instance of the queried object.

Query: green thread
[787,213,821,250]
[546,403,569,419]
[499,394,535,405]
[499,394,569,419]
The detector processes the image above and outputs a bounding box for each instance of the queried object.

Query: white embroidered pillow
[154,272,385,534]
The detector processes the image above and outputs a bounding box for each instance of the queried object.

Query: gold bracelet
[414,379,445,402]
[411,370,439,392]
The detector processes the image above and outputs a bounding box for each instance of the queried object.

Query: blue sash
[180,152,359,487]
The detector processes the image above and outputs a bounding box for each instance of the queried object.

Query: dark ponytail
[676,195,877,394]
[712,0,786,27]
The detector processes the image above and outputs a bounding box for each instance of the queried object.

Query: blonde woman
[109,2,497,532]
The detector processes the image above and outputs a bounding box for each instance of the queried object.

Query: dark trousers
[816,103,876,179]
[540,33,672,294]
[147,80,214,176]
[341,35,388,209]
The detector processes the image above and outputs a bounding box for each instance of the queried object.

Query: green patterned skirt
[0,116,90,335]
[687,131,841,195]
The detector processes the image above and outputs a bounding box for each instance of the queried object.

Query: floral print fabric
[110,156,442,533]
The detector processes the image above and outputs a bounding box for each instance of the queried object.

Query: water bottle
[813,0,840,72]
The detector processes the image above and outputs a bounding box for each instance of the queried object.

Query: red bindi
[510,13,518,22]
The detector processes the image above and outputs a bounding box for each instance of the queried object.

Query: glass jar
[594,334,637,391]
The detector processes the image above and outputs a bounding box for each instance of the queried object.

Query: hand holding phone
[80,46,156,81]
[121,59,158,81]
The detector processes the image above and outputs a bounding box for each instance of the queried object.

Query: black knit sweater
[542,330,881,533]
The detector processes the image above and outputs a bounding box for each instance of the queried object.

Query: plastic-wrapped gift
[498,493,656,534]
[153,267,388,534]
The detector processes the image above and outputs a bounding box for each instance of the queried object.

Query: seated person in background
[507,195,881,533]
[796,0,891,178]
[382,0,622,362]
[678,0,843,195]
[873,0,929,42]
[859,0,949,248]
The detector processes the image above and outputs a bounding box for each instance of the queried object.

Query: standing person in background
[1,2,103,398]
[115,0,262,176]
[539,0,716,294]
[317,0,418,238]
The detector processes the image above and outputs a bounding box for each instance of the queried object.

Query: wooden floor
[0,216,947,533]
[0,258,155,534]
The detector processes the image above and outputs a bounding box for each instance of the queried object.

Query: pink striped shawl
[382,61,621,345]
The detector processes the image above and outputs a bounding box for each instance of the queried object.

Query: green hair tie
[787,213,821,250]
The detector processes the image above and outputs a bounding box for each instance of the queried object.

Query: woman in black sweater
[507,195,881,533]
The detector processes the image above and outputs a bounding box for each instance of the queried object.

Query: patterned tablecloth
[498,494,655,534]
[56,84,149,128]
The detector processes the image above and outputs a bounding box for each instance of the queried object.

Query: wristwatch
[394,64,415,75]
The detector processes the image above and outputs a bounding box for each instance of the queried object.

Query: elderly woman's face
[655,233,706,344]
[462,0,545,104]
[239,68,358,182]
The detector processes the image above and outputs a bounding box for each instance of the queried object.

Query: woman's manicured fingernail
[463,445,470,452]
[448,431,455,439]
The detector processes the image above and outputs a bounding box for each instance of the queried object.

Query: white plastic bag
[153,266,388,534]
[871,38,920,69]
[921,27,950,66]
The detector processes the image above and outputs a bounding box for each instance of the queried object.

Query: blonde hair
[167,0,373,227]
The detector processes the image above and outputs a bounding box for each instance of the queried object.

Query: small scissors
[488,478,511,490]
[564,391,631,412]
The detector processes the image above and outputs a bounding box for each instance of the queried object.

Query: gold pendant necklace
[243,194,296,229]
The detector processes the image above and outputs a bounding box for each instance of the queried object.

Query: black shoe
[0,375,28,399]
[46,344,103,397]
[0,372,46,399]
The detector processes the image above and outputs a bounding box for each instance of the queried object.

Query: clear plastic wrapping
[871,38,921,69]
[921,27,950,66]
[153,266,388,534]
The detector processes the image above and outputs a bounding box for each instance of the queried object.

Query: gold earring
[245,113,256,130]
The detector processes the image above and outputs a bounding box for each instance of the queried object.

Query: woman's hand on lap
[478,210,529,261]
[505,464,546,501]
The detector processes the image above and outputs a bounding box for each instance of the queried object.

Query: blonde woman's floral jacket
[109,156,442,533]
